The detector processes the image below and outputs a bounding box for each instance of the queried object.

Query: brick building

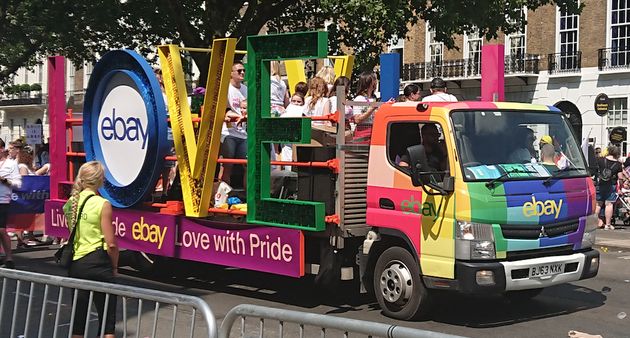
[396,0,629,151]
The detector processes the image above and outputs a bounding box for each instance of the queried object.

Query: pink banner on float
[176,218,304,277]
[45,200,305,277]
[45,200,177,256]
[481,44,505,102]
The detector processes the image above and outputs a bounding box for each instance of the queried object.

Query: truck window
[387,121,449,182]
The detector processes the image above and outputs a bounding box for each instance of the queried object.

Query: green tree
[3,86,13,97]
[20,83,31,92]
[11,84,21,97]
[1,0,581,86]
[116,0,583,84]
[0,1,135,85]
[30,83,42,92]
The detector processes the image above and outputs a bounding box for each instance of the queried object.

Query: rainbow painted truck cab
[360,100,600,320]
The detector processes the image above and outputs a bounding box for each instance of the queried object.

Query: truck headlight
[456,221,496,260]
[582,214,598,249]
[585,214,598,232]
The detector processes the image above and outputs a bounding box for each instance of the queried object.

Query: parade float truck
[45,32,599,320]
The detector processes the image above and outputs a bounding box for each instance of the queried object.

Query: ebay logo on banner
[45,200,176,256]
[178,218,304,277]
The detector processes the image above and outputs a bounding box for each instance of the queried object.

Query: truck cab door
[366,117,456,279]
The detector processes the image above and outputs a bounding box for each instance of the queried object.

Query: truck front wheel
[373,247,431,320]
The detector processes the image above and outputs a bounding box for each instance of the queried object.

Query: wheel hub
[379,261,413,304]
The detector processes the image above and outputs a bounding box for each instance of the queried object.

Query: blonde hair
[270,61,281,80]
[70,161,105,229]
[307,77,328,110]
[316,66,336,86]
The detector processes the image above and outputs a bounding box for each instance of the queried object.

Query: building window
[38,64,43,84]
[67,60,75,93]
[426,26,443,64]
[611,0,630,66]
[85,62,93,77]
[84,62,93,89]
[464,30,482,76]
[607,97,628,127]
[506,8,527,57]
[558,5,579,69]
[507,34,526,57]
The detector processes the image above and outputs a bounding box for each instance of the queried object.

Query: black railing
[504,53,540,74]
[548,51,582,74]
[402,58,481,81]
[598,47,630,70]
[0,96,43,107]
[402,54,540,82]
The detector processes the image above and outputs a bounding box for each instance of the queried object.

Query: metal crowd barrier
[0,268,216,338]
[0,269,466,338]
[219,304,468,338]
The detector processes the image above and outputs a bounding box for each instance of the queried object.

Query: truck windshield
[451,110,588,182]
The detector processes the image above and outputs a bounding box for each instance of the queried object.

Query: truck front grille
[501,220,579,239]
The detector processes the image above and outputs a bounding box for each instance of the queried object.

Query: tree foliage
[0,0,582,86]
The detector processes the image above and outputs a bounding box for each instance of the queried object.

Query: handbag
[54,195,94,268]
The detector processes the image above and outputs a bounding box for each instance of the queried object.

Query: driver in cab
[398,124,446,175]
[420,124,447,172]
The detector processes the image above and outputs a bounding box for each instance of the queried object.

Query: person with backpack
[595,145,626,230]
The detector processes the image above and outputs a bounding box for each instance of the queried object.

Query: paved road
[5,231,630,338]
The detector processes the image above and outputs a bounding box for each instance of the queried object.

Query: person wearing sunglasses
[221,61,248,188]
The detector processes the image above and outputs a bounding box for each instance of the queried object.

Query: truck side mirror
[407,144,431,187]
[407,144,453,195]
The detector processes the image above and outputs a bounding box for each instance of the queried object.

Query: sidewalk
[595,224,630,250]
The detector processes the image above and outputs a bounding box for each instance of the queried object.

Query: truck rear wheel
[373,247,431,320]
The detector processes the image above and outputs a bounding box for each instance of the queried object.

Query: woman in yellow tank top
[62,161,118,338]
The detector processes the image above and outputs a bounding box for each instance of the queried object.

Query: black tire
[505,288,543,302]
[373,247,431,320]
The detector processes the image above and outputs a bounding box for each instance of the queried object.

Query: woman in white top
[270,61,289,117]
[328,76,353,121]
[352,72,378,143]
[303,77,331,127]
[17,146,36,176]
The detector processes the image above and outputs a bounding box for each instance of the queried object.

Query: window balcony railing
[547,51,582,74]
[504,53,540,74]
[0,95,44,107]
[402,58,481,82]
[598,47,630,71]
[402,54,540,82]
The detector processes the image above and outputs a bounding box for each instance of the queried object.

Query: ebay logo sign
[98,79,149,186]
[83,50,169,208]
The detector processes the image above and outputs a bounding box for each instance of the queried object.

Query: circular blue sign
[83,50,168,208]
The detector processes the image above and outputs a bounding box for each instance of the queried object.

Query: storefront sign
[595,93,610,117]
[609,126,627,145]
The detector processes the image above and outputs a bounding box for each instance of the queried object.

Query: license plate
[529,263,564,278]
